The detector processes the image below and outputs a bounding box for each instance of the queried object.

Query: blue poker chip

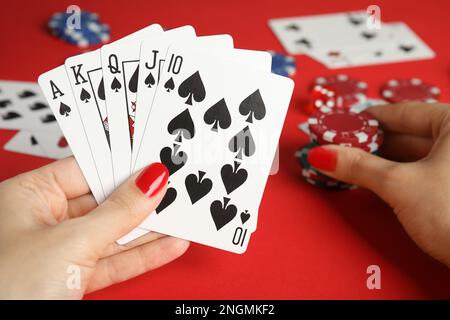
[269,51,296,77]
[48,11,110,47]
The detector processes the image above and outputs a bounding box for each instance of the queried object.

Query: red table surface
[1,0,450,299]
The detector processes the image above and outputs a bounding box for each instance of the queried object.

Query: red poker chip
[381,78,440,103]
[313,74,368,108]
[308,108,379,145]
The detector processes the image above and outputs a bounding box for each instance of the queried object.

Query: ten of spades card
[132,43,294,253]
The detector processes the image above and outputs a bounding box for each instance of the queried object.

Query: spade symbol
[0,99,12,108]
[129,65,139,93]
[30,136,38,146]
[2,111,21,120]
[178,71,206,106]
[41,114,56,123]
[285,24,300,31]
[80,88,91,103]
[348,13,364,25]
[399,44,415,53]
[295,38,311,49]
[239,89,266,123]
[210,197,237,231]
[240,210,251,224]
[58,136,68,148]
[203,98,231,132]
[361,31,376,40]
[221,161,248,194]
[167,109,195,142]
[156,187,177,213]
[98,78,105,100]
[30,102,48,111]
[185,171,213,204]
[59,102,71,117]
[144,72,155,88]
[111,77,122,92]
[160,144,187,176]
[164,77,175,92]
[228,126,255,160]
[18,90,36,98]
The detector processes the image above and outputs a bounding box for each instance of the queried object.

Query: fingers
[67,194,97,218]
[77,163,169,249]
[380,132,433,162]
[31,156,90,199]
[86,237,189,293]
[308,145,404,204]
[367,102,450,139]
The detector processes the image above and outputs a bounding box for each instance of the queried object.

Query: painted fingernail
[135,163,169,197]
[308,146,337,172]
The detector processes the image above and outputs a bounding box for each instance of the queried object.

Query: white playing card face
[125,33,237,244]
[34,130,72,159]
[0,80,60,132]
[38,65,105,203]
[101,24,163,186]
[65,50,115,196]
[132,33,272,172]
[133,44,294,253]
[269,11,377,55]
[123,38,274,246]
[4,131,48,158]
[342,22,435,67]
[132,26,197,170]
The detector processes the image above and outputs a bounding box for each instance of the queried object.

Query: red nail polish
[135,163,169,197]
[308,146,337,172]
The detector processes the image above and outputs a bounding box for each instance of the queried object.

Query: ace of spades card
[133,44,294,253]
[101,23,163,186]
[65,50,115,196]
[38,65,105,203]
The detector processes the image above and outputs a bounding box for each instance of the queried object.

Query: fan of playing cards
[38,24,294,253]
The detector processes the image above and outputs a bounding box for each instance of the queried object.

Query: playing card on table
[38,66,105,203]
[0,80,59,132]
[340,22,435,67]
[132,43,294,253]
[269,11,378,55]
[101,24,163,187]
[4,130,48,158]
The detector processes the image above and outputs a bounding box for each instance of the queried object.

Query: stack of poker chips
[296,107,383,189]
[48,11,110,48]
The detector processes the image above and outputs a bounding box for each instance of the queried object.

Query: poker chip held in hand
[295,142,355,190]
[269,51,296,77]
[380,78,440,103]
[48,11,110,47]
[296,108,383,190]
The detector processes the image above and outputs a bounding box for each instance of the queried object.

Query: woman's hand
[308,102,450,266]
[0,160,189,299]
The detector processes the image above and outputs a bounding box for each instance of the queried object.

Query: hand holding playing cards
[308,103,450,266]
[0,158,189,299]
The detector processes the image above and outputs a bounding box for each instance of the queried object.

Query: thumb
[307,145,400,200]
[79,162,169,248]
